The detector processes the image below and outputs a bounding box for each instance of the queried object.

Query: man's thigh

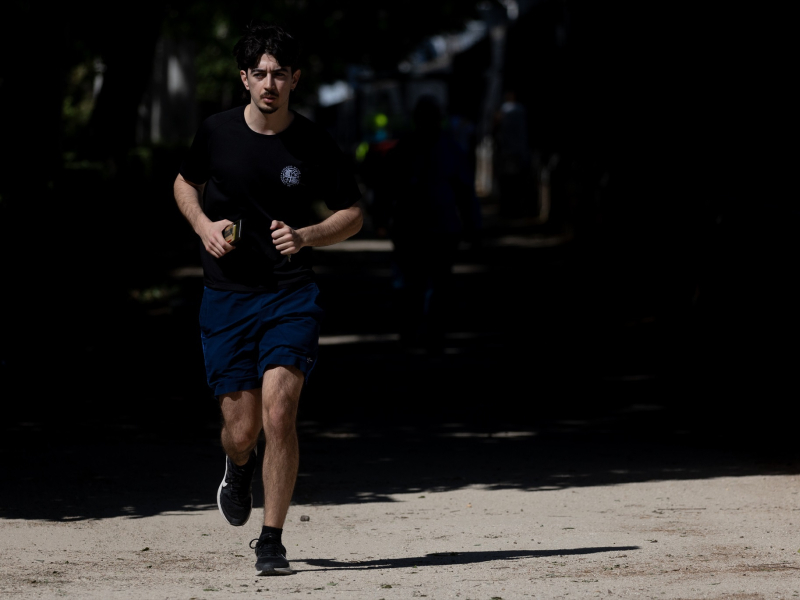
[261,365,304,418]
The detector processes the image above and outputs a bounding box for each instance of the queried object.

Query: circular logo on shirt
[280,165,301,187]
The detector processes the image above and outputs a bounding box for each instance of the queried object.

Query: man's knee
[263,402,297,440]
[223,421,260,453]
[220,390,262,453]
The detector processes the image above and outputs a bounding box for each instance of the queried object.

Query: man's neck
[244,103,294,135]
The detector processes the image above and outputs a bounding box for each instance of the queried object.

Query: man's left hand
[271,220,303,257]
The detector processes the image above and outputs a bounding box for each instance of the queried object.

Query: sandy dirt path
[2,425,799,600]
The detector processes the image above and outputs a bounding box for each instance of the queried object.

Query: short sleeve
[295,127,361,212]
[315,133,361,212]
[179,120,212,185]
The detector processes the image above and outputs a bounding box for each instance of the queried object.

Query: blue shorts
[199,282,324,396]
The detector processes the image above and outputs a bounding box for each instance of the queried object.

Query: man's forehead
[252,54,288,72]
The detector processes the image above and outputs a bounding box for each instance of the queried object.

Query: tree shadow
[2,206,798,522]
[1,407,797,522]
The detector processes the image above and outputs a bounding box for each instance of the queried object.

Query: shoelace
[226,459,252,504]
[249,538,286,557]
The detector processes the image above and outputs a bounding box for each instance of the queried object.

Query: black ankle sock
[260,526,282,541]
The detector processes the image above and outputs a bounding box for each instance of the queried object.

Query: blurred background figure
[371,94,482,353]
[493,88,533,219]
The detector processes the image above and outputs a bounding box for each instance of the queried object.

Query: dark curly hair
[232,21,301,73]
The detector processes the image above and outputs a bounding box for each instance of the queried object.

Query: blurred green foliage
[61,62,98,142]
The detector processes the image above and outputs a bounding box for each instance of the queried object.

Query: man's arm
[173,173,234,259]
[270,203,364,256]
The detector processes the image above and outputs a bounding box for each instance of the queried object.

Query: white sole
[257,567,294,576]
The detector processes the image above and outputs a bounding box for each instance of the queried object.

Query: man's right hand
[200,219,236,258]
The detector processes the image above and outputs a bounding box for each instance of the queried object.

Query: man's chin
[257,103,279,114]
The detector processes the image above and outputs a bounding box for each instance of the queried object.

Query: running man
[173,21,362,575]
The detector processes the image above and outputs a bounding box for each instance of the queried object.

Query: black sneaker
[217,450,257,526]
[250,536,293,575]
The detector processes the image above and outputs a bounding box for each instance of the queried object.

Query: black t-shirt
[180,107,361,292]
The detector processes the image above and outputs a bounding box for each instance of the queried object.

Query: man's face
[240,53,300,115]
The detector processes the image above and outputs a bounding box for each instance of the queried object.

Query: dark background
[0,1,795,521]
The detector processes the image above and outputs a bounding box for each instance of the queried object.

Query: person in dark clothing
[173,21,362,575]
[372,94,482,352]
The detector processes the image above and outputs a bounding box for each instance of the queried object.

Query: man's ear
[291,69,301,90]
[240,70,249,90]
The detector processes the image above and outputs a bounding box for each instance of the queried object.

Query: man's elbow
[354,204,364,232]
[348,203,364,235]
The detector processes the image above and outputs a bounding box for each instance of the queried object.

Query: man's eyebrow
[251,66,289,74]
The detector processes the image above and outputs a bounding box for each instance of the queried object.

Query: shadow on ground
[295,547,641,572]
